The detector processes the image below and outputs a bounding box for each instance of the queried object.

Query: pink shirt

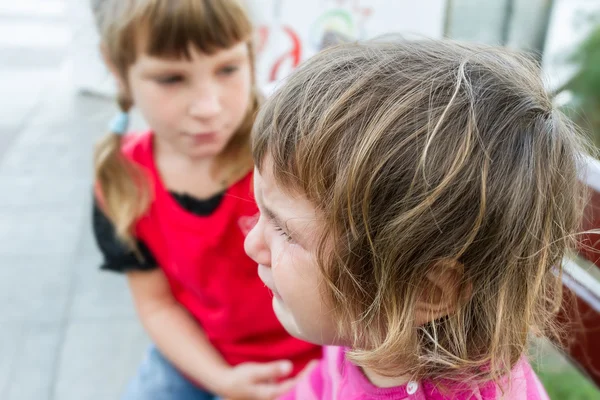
[281,346,549,400]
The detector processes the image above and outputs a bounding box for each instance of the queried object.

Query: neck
[153,136,224,198]
[155,137,214,169]
[361,366,412,388]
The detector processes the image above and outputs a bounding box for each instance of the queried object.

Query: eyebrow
[255,188,292,233]
[142,48,247,69]
[262,204,290,232]
[219,44,249,59]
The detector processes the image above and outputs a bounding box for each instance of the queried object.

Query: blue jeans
[121,345,217,400]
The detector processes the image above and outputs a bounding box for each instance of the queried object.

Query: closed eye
[273,225,293,243]
[218,65,239,76]
[155,74,184,85]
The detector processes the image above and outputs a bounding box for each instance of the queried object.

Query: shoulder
[92,198,158,273]
[279,348,332,400]
[121,130,153,161]
[422,357,549,400]
[93,130,155,205]
[501,357,549,400]
[472,357,549,400]
[228,169,254,198]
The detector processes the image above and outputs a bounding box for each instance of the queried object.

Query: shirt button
[407,381,419,395]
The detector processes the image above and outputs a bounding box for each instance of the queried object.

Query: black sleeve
[92,197,158,273]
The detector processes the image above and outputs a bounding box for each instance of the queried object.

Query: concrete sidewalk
[0,2,149,399]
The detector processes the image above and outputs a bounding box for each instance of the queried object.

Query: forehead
[254,165,320,240]
[134,39,249,65]
[131,0,252,59]
[254,165,293,207]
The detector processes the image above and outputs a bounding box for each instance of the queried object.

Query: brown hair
[93,0,258,248]
[253,39,588,385]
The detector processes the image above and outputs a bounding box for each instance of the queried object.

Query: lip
[257,264,282,299]
[184,131,218,143]
[190,131,217,136]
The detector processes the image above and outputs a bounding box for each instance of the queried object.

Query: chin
[272,298,330,345]
[283,322,321,345]
[273,298,306,340]
[185,145,223,159]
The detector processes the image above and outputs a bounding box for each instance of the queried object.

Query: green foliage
[559,16,600,146]
[535,364,600,400]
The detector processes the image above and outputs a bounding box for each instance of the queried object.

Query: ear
[99,43,128,93]
[414,259,467,326]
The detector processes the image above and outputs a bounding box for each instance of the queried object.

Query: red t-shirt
[123,131,320,375]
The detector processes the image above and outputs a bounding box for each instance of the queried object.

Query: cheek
[271,245,337,341]
[132,84,180,126]
[223,70,251,116]
[271,245,302,302]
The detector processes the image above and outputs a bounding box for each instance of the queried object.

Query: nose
[189,84,221,120]
[244,216,271,267]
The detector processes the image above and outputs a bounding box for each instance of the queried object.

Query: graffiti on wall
[253,0,446,87]
[255,0,375,83]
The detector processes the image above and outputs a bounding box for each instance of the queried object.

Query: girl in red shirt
[91,1,320,399]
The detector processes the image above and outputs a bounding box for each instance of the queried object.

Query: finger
[272,379,298,397]
[277,359,319,389]
[247,360,293,382]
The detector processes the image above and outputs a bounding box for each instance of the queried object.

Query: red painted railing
[561,156,600,387]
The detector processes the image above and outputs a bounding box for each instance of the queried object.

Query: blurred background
[1,0,600,399]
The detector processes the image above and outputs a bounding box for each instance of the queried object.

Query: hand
[218,360,296,400]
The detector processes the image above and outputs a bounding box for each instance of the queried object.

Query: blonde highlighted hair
[93,0,258,248]
[253,39,588,384]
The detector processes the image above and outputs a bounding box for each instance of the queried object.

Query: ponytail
[94,93,151,250]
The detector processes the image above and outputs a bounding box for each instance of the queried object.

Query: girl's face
[126,41,252,159]
[244,161,341,345]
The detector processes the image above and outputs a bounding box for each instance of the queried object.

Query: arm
[127,269,232,394]
[93,197,295,399]
[128,267,297,400]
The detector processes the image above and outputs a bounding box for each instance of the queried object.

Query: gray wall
[446,0,554,56]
